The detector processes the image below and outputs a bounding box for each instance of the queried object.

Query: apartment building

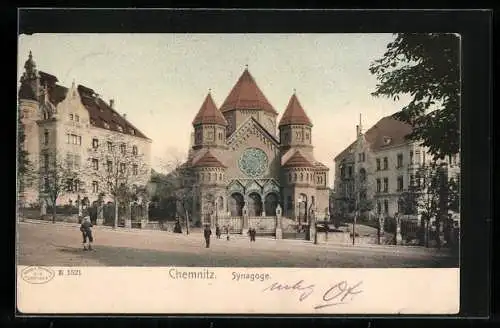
[333,114,459,218]
[18,51,152,208]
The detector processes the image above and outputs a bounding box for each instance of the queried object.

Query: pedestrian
[225,225,230,241]
[215,224,221,239]
[251,228,256,242]
[80,216,94,251]
[204,224,212,248]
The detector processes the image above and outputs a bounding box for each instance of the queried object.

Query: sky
[18,33,412,185]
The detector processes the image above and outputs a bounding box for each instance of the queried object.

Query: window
[120,163,126,174]
[69,114,73,121]
[422,152,426,164]
[383,178,388,193]
[120,143,126,154]
[294,173,297,181]
[132,146,138,156]
[75,114,79,122]
[92,181,99,193]
[410,151,414,164]
[415,173,421,188]
[377,201,381,214]
[43,129,49,145]
[376,158,381,171]
[130,129,136,135]
[219,173,222,181]
[397,176,404,191]
[376,179,381,192]
[67,179,80,192]
[92,159,99,170]
[397,154,403,168]
[132,164,138,176]
[288,173,292,182]
[287,196,293,210]
[300,173,303,181]
[43,153,49,171]
[107,141,113,152]
[284,132,289,142]
[383,157,388,170]
[117,125,123,132]
[410,174,415,187]
[103,122,110,129]
[384,200,389,213]
[92,138,99,149]
[340,167,345,178]
[107,160,113,173]
[348,166,353,178]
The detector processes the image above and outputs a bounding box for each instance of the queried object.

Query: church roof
[191,150,226,168]
[192,92,228,126]
[278,93,313,127]
[220,68,277,115]
[283,150,314,168]
[314,161,329,171]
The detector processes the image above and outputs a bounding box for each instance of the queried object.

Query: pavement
[16,219,459,268]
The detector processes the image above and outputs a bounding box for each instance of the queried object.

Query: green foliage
[17,108,32,190]
[370,33,460,159]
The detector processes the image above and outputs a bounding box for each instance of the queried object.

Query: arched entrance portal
[229,193,244,216]
[264,193,279,216]
[247,193,263,216]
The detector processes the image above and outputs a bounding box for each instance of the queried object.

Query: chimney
[356,125,360,137]
[109,99,115,108]
[123,113,127,120]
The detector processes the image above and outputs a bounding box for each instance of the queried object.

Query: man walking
[204,224,212,248]
[80,216,94,251]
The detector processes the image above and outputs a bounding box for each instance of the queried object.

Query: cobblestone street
[17,221,459,268]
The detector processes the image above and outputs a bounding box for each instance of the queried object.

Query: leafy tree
[369,33,460,159]
[36,150,84,223]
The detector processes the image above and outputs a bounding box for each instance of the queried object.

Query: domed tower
[281,150,316,222]
[18,51,41,203]
[191,150,228,227]
[192,91,228,151]
[278,92,313,157]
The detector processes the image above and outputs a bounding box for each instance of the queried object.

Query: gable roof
[334,114,413,161]
[278,93,313,127]
[283,150,314,168]
[192,92,228,126]
[191,150,226,168]
[227,115,280,147]
[77,85,149,140]
[220,68,277,115]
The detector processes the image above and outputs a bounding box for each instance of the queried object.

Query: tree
[157,153,197,235]
[87,134,149,228]
[369,33,460,160]
[36,151,84,223]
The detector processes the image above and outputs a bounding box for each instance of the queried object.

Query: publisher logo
[21,266,55,284]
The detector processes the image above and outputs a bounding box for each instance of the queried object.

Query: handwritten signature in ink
[262,279,363,309]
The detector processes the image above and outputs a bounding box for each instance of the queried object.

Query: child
[215,224,221,239]
[80,216,94,251]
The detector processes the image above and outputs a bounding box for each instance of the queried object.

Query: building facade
[184,68,330,225]
[18,52,152,208]
[333,114,460,218]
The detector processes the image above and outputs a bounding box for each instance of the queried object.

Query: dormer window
[103,121,110,129]
[69,114,73,121]
[130,128,135,135]
[116,124,123,132]
[383,136,392,145]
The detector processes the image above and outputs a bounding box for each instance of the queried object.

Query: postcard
[16,31,460,315]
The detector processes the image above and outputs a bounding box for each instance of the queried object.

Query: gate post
[275,204,283,239]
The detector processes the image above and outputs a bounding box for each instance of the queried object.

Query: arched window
[294,173,297,181]
[300,173,303,181]
[288,173,292,182]
[219,173,222,180]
